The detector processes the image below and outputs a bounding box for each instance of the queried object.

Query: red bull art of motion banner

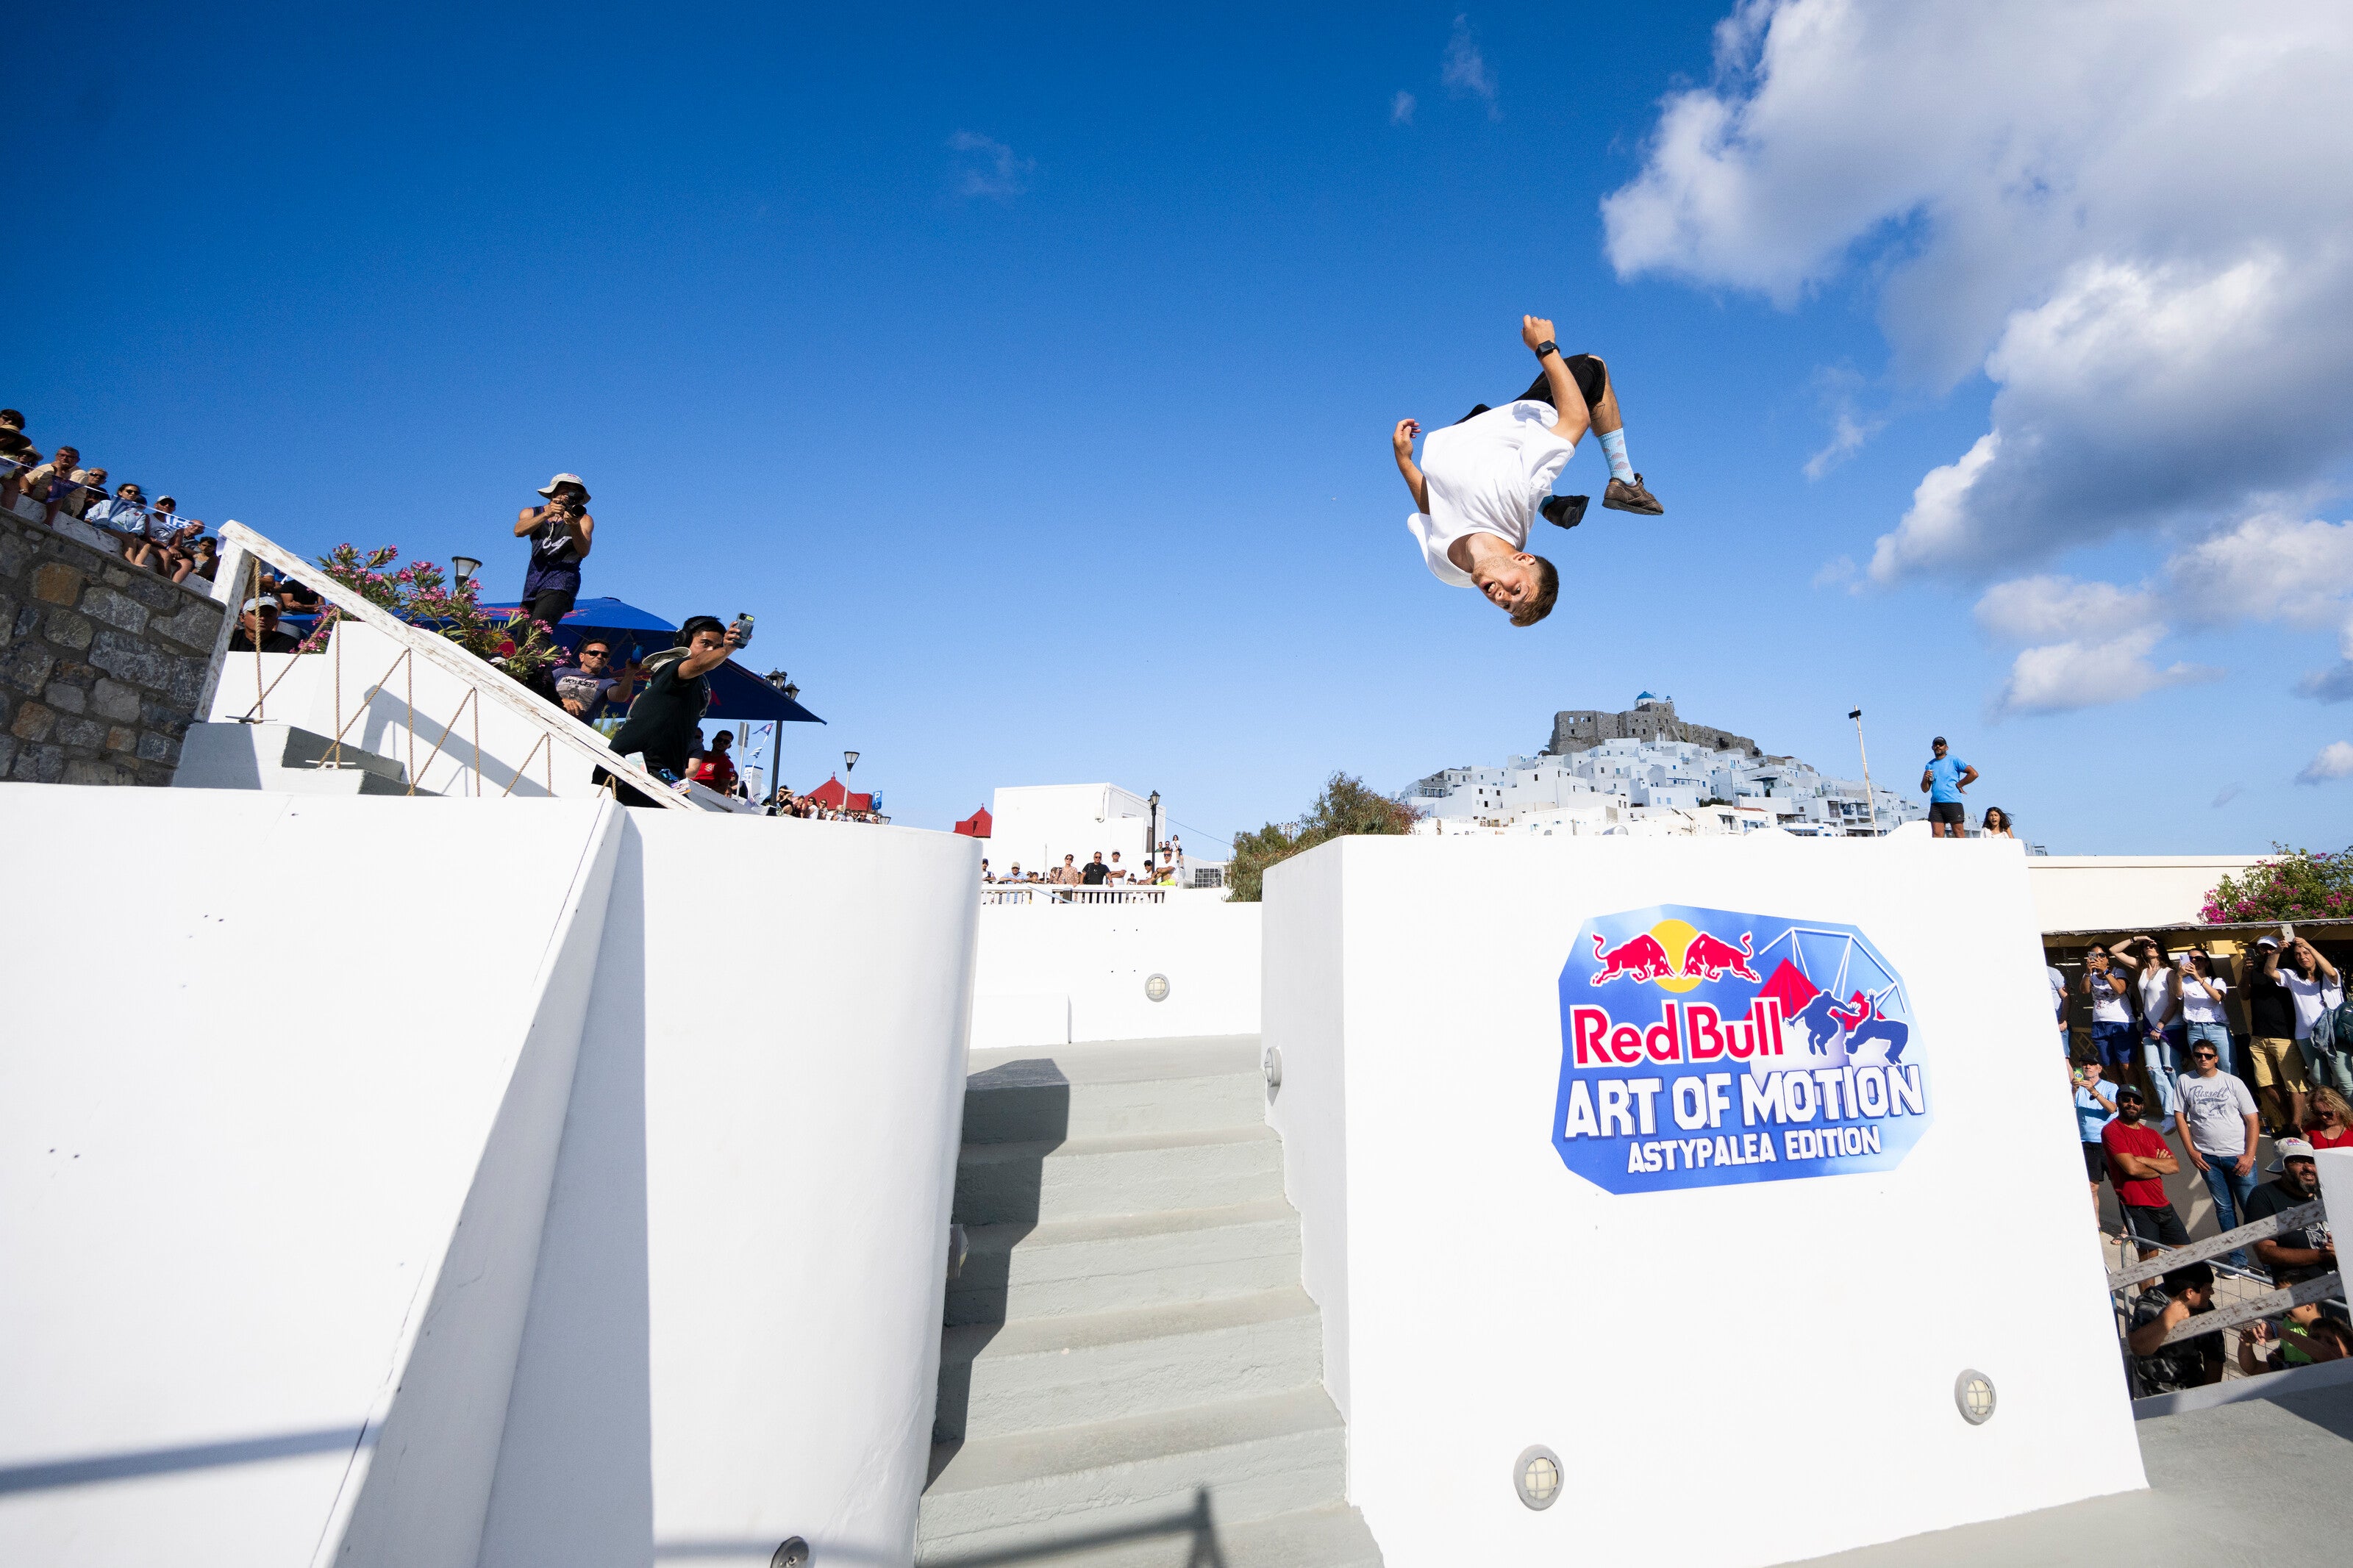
[1554,904,1930,1195]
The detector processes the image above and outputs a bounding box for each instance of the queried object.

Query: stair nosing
[923,1385,1343,1497]
[961,1198,1297,1253]
[960,1123,1278,1164]
[945,1284,1318,1361]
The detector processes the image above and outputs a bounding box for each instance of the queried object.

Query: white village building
[1408,692,1928,839]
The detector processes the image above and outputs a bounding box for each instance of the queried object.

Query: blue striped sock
[1598,428,1633,483]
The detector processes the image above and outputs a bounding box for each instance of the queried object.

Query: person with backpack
[600,615,739,806]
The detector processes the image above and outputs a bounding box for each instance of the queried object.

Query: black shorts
[1456,354,1610,425]
[1928,801,1966,826]
[2123,1202,2190,1249]
[2082,1143,2107,1183]
[526,585,578,626]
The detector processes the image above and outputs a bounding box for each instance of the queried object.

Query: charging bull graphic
[1555,904,1932,1195]
[1590,931,1676,985]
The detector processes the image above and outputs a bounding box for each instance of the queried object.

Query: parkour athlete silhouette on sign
[1392,315,1665,627]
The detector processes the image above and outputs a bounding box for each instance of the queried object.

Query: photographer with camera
[513,473,596,626]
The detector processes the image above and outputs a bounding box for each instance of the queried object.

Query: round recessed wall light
[1263,1047,1283,1093]
[1514,1445,1563,1510]
[1144,973,1170,1002]
[1954,1369,1996,1425]
[770,1538,810,1568]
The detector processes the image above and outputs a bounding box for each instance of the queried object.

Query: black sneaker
[1540,494,1588,529]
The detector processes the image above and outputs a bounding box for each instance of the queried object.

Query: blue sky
[14,2,2352,853]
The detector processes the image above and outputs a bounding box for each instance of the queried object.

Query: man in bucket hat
[513,473,594,626]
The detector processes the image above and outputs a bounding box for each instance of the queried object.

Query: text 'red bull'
[1568,998,1787,1067]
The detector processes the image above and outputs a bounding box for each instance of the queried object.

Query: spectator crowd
[979,839,1188,888]
[2065,925,2349,1395]
[2,409,221,585]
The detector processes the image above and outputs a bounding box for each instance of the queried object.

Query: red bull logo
[1588,918,1760,987]
[1556,903,1930,1194]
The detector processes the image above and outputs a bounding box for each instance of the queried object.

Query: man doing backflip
[1391,315,1664,626]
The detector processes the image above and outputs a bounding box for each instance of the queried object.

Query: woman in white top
[2177,950,2235,1083]
[1979,806,2015,838]
[2121,937,2183,1128]
[2082,944,2138,1081]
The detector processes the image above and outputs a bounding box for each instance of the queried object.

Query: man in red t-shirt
[2102,1084,2187,1259]
[688,730,741,796]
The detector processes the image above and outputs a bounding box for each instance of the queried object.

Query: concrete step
[938,1287,1321,1444]
[963,1037,1265,1143]
[917,1387,1353,1564]
[174,722,428,795]
[925,1505,1384,1568]
[948,1199,1302,1326]
[954,1125,1285,1227]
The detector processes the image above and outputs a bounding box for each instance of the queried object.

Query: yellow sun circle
[1649,918,1703,992]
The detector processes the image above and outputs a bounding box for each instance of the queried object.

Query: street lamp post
[1849,707,1880,836]
[1148,790,1160,880]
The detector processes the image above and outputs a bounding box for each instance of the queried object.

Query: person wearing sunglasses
[2174,1035,2260,1267]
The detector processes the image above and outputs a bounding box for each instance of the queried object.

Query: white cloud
[2296,740,2353,784]
[947,131,1034,199]
[1972,574,2158,645]
[1391,90,1417,126]
[1442,15,1500,120]
[1602,1,2353,581]
[1991,626,2220,717]
[2164,512,2353,626]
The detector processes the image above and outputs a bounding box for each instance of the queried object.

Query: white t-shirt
[2284,970,2340,1039]
[2137,967,2178,1028]
[2089,970,2130,1024]
[2174,1070,2257,1157]
[1405,401,1579,587]
[2047,966,2067,1020]
[2180,972,2229,1025]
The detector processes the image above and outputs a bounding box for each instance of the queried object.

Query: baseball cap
[243,595,282,613]
[1932,735,1948,746]
[2256,934,2280,948]
[2115,1084,2144,1101]
[537,473,590,501]
[2269,1138,2317,1172]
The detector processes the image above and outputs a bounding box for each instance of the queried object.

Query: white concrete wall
[1262,833,2146,1568]
[971,899,1261,1048]
[2027,854,2262,933]
[479,812,980,1568]
[1,786,980,1568]
[0,786,620,1568]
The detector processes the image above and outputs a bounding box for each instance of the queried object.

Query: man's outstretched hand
[1522,315,1557,353]
[1392,418,1421,460]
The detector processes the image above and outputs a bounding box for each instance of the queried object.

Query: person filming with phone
[599,615,739,806]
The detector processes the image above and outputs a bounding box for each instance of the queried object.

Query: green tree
[2200,845,2353,924]
[1226,773,1424,902]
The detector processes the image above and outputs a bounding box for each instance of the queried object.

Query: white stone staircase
[917,1037,1380,1568]
[171,720,429,795]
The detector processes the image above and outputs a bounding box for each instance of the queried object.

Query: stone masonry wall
[0,507,226,787]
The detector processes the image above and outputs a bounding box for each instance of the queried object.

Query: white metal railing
[981,884,1169,905]
[201,521,697,809]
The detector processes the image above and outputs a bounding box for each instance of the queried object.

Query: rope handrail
[212,520,696,811]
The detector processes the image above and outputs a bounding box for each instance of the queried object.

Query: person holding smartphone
[2082,945,2138,1087]
[599,615,738,806]
[2122,937,2183,1130]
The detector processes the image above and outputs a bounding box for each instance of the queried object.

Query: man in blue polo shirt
[1918,735,1980,839]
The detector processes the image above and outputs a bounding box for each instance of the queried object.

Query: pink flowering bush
[294,545,565,684]
[2199,845,2353,923]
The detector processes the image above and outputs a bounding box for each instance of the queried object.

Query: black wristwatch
[1534,340,1559,359]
